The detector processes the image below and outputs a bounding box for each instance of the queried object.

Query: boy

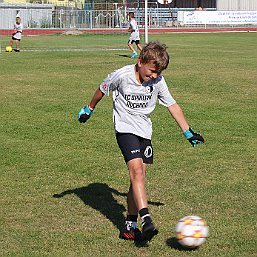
[78,42,204,243]
[10,16,23,52]
[127,12,142,59]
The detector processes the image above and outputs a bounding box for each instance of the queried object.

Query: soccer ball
[6,46,12,52]
[175,215,209,248]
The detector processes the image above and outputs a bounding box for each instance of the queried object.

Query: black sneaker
[141,221,158,243]
[14,49,20,52]
[119,224,142,241]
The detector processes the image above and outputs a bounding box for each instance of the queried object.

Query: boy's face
[137,59,161,84]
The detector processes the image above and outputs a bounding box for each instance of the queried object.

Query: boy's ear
[137,58,142,67]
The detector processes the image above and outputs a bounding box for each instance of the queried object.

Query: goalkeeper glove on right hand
[183,128,204,147]
[78,104,95,123]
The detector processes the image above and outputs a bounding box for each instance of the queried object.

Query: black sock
[126,215,138,222]
[139,208,152,223]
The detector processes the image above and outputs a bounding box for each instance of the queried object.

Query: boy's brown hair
[139,42,169,73]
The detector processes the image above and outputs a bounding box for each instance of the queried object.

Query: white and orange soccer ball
[175,215,209,248]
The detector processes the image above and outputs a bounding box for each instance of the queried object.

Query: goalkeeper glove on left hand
[183,128,204,147]
[78,104,94,123]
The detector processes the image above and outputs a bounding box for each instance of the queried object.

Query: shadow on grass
[117,54,131,58]
[166,237,198,251]
[53,182,164,232]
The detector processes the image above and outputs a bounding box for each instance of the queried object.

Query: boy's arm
[89,87,104,109]
[78,87,104,123]
[168,103,189,132]
[168,103,204,147]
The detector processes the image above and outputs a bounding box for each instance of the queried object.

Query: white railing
[0,3,257,30]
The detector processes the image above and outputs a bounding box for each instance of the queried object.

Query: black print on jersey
[124,94,152,109]
[127,101,148,108]
[124,94,152,101]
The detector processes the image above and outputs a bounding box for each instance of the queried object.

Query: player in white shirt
[127,12,142,59]
[78,42,204,244]
[10,16,23,52]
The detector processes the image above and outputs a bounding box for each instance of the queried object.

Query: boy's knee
[129,168,144,182]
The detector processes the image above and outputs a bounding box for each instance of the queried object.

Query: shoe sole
[141,228,158,243]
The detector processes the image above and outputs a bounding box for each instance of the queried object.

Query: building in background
[217,0,257,11]
[125,0,216,9]
[1,1,257,11]
[1,0,84,8]
[1,0,256,30]
[0,2,53,28]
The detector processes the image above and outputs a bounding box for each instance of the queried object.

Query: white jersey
[13,22,23,40]
[100,65,176,139]
[129,19,140,41]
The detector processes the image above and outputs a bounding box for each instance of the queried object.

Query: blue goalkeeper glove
[183,128,204,147]
[78,104,95,123]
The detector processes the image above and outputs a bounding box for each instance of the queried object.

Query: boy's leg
[119,184,140,240]
[127,158,158,242]
[128,42,138,58]
[116,133,157,242]
[128,43,136,53]
[127,183,138,215]
[127,161,146,214]
[136,43,143,51]
[127,158,147,210]
[120,159,144,240]
[14,40,20,52]
[10,38,13,48]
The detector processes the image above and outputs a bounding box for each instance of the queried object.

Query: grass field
[0,32,257,257]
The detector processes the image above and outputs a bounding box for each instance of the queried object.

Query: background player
[78,41,204,244]
[10,16,23,52]
[127,12,142,59]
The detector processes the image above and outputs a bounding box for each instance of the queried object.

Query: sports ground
[0,31,256,256]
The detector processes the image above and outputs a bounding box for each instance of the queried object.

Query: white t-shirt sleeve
[99,70,120,96]
[157,77,176,107]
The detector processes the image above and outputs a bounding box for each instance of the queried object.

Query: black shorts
[128,39,140,45]
[116,133,153,164]
[12,36,20,41]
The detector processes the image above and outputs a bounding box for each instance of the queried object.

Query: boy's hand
[183,128,204,147]
[78,105,94,123]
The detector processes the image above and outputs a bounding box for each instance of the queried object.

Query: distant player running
[10,16,23,52]
[78,42,204,244]
[127,12,142,59]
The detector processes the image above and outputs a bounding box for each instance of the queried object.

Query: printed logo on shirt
[102,83,108,91]
[145,86,153,93]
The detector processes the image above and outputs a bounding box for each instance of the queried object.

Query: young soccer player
[10,16,23,52]
[78,42,204,243]
[127,12,142,59]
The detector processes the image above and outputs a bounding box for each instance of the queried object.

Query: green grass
[0,32,257,257]
[1,33,130,50]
